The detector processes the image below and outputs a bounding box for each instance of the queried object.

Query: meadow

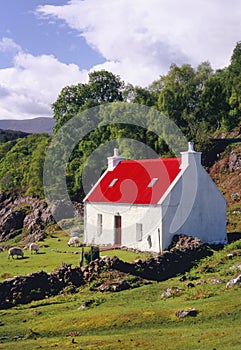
[0,229,149,282]
[0,233,241,349]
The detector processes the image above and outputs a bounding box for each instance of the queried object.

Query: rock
[0,265,85,309]
[51,199,75,221]
[226,274,241,288]
[187,282,195,288]
[229,264,241,271]
[161,287,182,299]
[78,299,95,310]
[229,151,241,171]
[175,308,198,318]
[0,192,83,242]
[0,211,25,239]
[230,192,240,201]
[211,278,225,284]
[168,234,206,252]
[99,279,130,292]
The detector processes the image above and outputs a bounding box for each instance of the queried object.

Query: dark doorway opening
[114,215,122,245]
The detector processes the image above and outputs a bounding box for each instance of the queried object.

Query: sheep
[8,247,24,259]
[29,243,39,254]
[68,236,80,247]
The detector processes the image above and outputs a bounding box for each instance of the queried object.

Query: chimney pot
[188,142,195,152]
[107,149,125,170]
[180,142,201,169]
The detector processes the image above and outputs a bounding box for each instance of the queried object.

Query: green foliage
[1,43,241,201]
[0,133,50,197]
[0,129,29,143]
[52,70,125,133]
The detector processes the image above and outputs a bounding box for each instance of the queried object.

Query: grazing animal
[8,247,24,259]
[68,236,80,247]
[29,243,39,254]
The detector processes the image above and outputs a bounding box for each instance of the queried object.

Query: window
[109,178,118,187]
[136,223,143,242]
[97,214,103,236]
[147,178,158,187]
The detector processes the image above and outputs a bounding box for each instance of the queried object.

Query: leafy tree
[52,70,125,133]
[132,86,158,107]
[199,71,228,129]
[157,64,199,128]
[223,41,241,130]
[88,70,124,103]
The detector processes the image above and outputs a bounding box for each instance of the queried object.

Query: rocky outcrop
[0,192,83,242]
[0,264,84,309]
[0,193,51,241]
[229,150,241,172]
[80,234,213,283]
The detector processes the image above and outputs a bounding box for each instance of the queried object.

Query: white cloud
[0,50,88,120]
[37,0,241,86]
[1,1,240,120]
[0,37,22,53]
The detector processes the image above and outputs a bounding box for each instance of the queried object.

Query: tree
[223,41,241,130]
[88,70,124,103]
[199,71,228,129]
[52,70,125,133]
[132,86,157,107]
[157,64,198,121]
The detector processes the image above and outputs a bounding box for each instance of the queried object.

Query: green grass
[0,237,241,349]
[0,232,81,280]
[0,231,152,281]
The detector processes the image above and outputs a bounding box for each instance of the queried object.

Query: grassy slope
[0,236,241,350]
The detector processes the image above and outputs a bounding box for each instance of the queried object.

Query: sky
[0,0,240,120]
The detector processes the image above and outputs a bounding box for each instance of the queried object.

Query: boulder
[161,286,182,299]
[175,308,198,318]
[226,274,241,288]
[0,211,25,239]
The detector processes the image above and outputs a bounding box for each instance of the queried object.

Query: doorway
[114,214,122,245]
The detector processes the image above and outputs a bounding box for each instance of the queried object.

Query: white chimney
[107,148,125,170]
[180,142,201,169]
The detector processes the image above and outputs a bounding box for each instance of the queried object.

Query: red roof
[85,158,181,205]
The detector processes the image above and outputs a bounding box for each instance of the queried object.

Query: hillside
[0,117,55,135]
[0,129,30,143]
[208,130,241,234]
[0,231,240,349]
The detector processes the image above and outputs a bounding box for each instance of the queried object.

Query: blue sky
[0,0,104,70]
[0,0,240,120]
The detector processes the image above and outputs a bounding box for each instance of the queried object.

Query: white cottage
[83,143,227,252]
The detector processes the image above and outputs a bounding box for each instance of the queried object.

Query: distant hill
[0,117,55,135]
[0,129,30,143]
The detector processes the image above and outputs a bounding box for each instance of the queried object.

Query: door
[114,215,122,245]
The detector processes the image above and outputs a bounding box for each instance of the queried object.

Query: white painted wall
[161,152,227,250]
[84,202,163,252]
